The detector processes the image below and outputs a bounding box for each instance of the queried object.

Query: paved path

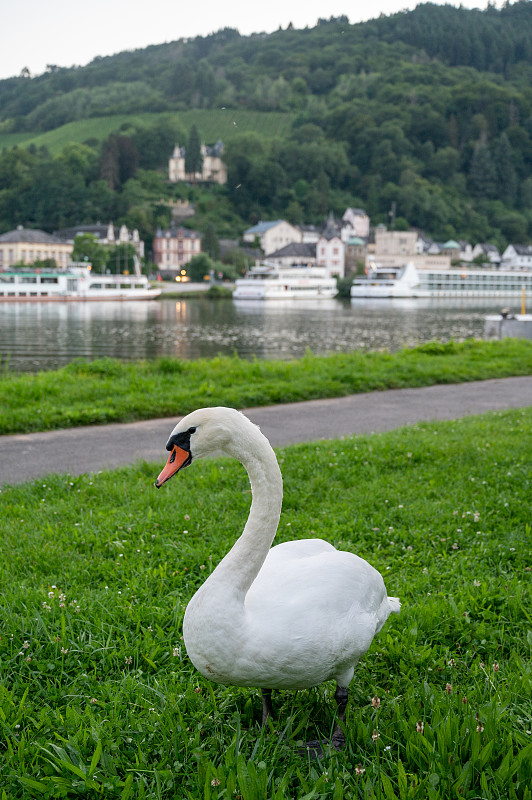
[1,376,531,486]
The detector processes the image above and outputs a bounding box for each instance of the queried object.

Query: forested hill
[0,1,531,250]
[1,2,532,128]
[363,1,532,73]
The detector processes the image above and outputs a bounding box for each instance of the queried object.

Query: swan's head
[155,407,260,488]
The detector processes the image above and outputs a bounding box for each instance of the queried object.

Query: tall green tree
[202,222,220,259]
[185,125,203,175]
[468,141,497,199]
[494,132,517,206]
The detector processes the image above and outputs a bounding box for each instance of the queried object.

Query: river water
[0,296,513,373]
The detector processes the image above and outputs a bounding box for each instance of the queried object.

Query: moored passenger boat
[351,262,532,299]
[233,263,338,300]
[0,265,161,301]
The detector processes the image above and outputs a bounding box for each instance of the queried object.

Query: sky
[2,0,497,81]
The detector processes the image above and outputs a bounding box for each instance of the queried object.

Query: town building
[459,240,475,262]
[471,243,501,266]
[169,141,227,184]
[369,229,451,270]
[501,244,532,270]
[441,240,461,263]
[153,227,202,272]
[342,208,370,239]
[316,215,345,277]
[0,226,73,269]
[264,242,317,267]
[56,222,145,260]
[345,237,367,276]
[298,224,321,244]
[243,220,302,255]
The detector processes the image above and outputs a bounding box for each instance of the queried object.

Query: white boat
[0,265,161,302]
[351,262,532,299]
[233,263,338,300]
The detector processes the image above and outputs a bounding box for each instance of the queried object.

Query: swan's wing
[246,539,388,620]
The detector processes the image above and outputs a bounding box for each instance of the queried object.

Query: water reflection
[0,295,517,373]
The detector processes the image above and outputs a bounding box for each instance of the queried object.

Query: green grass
[0,110,295,155]
[0,408,531,798]
[1,338,532,435]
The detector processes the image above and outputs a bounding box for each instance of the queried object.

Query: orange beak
[155,445,191,487]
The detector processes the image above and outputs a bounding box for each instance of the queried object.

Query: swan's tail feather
[388,596,401,614]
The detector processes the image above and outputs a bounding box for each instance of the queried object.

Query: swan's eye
[188,426,197,434]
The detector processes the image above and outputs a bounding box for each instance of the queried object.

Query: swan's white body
[159,407,400,693]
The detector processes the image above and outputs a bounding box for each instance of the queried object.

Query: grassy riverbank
[1,338,532,436]
[1,409,530,798]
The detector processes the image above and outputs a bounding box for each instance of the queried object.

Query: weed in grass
[0,409,531,798]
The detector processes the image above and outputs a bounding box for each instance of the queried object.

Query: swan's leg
[331,685,348,749]
[302,686,349,759]
[261,688,274,727]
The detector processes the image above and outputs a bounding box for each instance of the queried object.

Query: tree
[72,234,107,271]
[468,142,497,199]
[494,133,517,206]
[202,222,220,260]
[185,125,203,176]
[99,135,139,189]
[106,243,136,274]
[186,253,213,281]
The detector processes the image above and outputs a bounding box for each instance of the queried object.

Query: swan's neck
[207,432,282,598]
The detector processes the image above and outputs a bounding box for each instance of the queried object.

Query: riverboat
[0,265,161,301]
[351,262,532,299]
[233,263,338,300]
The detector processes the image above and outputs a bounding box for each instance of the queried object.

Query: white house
[471,243,501,266]
[459,240,474,262]
[169,141,227,184]
[342,208,370,238]
[298,224,321,244]
[243,220,302,255]
[316,216,345,277]
[501,244,532,270]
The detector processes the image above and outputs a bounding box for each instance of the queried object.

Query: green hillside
[0,2,531,249]
[0,111,294,156]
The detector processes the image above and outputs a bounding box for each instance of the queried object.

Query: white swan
[155,407,400,748]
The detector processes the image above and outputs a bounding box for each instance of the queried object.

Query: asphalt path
[1,376,531,486]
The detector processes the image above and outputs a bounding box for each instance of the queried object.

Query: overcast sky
[2,0,496,81]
